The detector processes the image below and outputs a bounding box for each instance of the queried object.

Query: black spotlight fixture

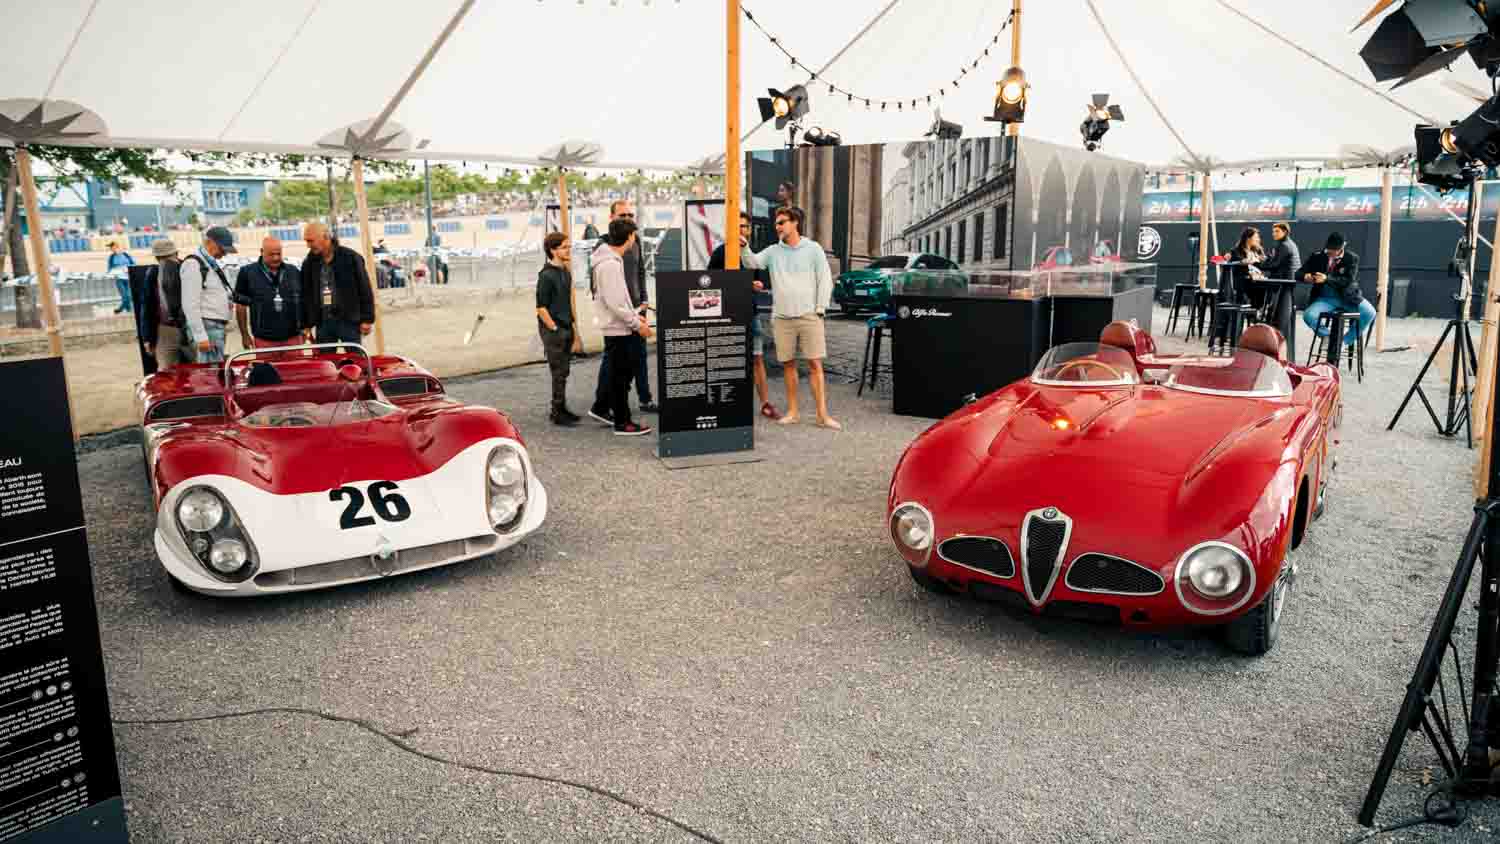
[924,108,963,140]
[1357,0,1500,87]
[1080,93,1124,151]
[1414,122,1473,192]
[757,84,810,128]
[984,66,1028,125]
[1442,93,1500,167]
[801,126,842,147]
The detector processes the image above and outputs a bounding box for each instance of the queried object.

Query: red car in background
[887,321,1340,655]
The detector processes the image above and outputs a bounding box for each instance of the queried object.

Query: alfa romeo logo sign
[1137,226,1162,260]
[698,274,712,287]
[896,305,911,319]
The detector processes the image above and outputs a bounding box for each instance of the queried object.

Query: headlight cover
[172,486,259,582]
[1174,541,1255,615]
[486,445,529,532]
[890,502,935,567]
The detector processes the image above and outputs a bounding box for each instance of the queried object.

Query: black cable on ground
[113,706,724,844]
[1344,786,1467,842]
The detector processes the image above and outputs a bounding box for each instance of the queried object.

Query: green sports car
[832,253,967,314]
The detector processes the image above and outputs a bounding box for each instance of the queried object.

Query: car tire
[841,303,860,317]
[1223,569,1288,656]
[908,565,957,596]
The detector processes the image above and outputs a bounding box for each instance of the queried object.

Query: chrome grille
[1064,554,1165,596]
[253,534,499,589]
[937,536,1014,577]
[1022,509,1071,605]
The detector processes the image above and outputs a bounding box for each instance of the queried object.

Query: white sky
[0,0,1494,170]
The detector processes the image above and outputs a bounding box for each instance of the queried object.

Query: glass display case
[887,263,1157,300]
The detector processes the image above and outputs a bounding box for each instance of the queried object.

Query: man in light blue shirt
[741,206,840,430]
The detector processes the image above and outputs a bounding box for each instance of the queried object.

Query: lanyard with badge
[261,262,284,313]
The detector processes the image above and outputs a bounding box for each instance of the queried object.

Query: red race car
[137,343,547,596]
[887,321,1340,655]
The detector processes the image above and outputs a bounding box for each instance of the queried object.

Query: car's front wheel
[1223,567,1289,656]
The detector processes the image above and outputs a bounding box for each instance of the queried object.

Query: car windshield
[1031,343,1139,387]
[1162,349,1293,397]
[240,396,400,428]
[866,255,910,270]
[230,359,402,428]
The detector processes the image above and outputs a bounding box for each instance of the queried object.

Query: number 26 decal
[330,481,412,529]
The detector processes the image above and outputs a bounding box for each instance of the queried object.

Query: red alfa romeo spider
[137,343,547,595]
[887,321,1340,655]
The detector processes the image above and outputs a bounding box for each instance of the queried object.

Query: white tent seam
[1084,0,1199,166]
[219,0,324,140]
[42,0,101,101]
[1214,0,1441,128]
[364,0,477,151]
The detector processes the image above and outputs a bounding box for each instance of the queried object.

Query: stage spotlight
[924,109,963,140]
[984,66,1028,125]
[1415,122,1473,192]
[1441,93,1500,167]
[1356,0,1500,87]
[801,126,842,146]
[1080,93,1124,151]
[757,84,810,129]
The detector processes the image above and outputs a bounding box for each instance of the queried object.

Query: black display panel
[654,271,755,457]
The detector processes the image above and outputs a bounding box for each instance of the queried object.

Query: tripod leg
[1361,503,1495,826]
[1447,321,1464,436]
[1389,322,1457,432]
[1462,516,1500,794]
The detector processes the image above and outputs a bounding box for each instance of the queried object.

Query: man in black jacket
[1299,231,1373,345]
[1262,222,1301,280]
[234,236,302,348]
[300,222,374,344]
[139,238,187,370]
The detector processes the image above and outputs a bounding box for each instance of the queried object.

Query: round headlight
[489,493,520,526]
[1185,544,1247,599]
[488,449,525,488]
[207,539,248,574]
[892,504,933,551]
[178,489,225,533]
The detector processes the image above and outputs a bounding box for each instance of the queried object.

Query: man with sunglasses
[588,199,657,425]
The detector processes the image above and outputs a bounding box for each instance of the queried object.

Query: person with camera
[1299,232,1373,346]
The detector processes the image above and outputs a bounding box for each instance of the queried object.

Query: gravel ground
[80,306,1500,841]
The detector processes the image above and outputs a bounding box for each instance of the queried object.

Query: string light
[741,5,1014,116]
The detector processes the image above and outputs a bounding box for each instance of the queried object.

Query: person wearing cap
[106,241,135,314]
[234,236,303,349]
[139,238,187,370]
[299,222,374,345]
[180,227,238,363]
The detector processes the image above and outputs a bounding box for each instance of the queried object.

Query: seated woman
[1227,226,1268,310]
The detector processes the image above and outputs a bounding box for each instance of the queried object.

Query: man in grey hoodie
[591,218,655,436]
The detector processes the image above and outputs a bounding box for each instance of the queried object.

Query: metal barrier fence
[0,274,138,355]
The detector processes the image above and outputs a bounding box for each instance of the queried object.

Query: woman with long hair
[1228,226,1268,307]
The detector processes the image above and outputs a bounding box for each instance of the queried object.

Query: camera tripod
[1386,293,1479,448]
[1360,498,1500,826]
[1388,169,1482,448]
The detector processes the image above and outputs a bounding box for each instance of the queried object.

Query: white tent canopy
[0,0,1492,170]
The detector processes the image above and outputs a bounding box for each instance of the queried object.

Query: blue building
[2,173,280,235]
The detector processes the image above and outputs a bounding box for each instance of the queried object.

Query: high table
[1260,278,1302,359]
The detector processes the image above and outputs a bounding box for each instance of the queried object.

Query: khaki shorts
[772,314,827,363]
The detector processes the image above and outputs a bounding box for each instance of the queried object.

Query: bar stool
[1307,310,1364,382]
[859,313,891,396]
[1185,288,1219,343]
[1166,283,1198,336]
[1210,301,1257,355]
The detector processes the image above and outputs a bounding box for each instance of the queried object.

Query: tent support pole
[1197,170,1211,289]
[1007,0,1023,138]
[1475,188,1500,447]
[1376,167,1392,351]
[558,169,582,354]
[16,145,77,439]
[351,157,385,355]
[726,0,741,270]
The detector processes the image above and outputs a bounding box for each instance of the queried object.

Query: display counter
[888,264,1157,418]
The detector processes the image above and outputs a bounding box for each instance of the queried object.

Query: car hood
[893,383,1301,555]
[839,268,894,283]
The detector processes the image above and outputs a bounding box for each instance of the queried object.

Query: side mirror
[338,364,362,382]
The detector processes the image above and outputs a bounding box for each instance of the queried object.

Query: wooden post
[1007,0,1022,138]
[1375,167,1392,351]
[1473,188,1500,454]
[1197,170,1211,288]
[14,148,63,358]
[351,157,385,355]
[726,0,742,269]
[557,169,582,354]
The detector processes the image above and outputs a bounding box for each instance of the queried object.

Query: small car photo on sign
[689,289,722,318]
